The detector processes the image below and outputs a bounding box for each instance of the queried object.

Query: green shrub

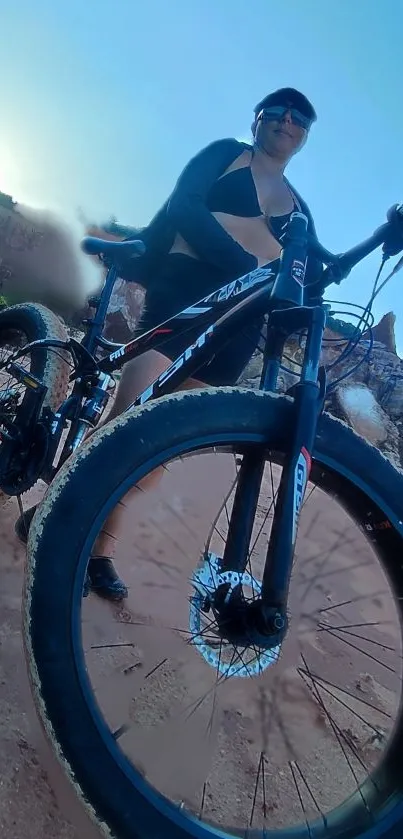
[327,315,358,338]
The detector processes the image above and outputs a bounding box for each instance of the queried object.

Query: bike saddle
[80,236,146,261]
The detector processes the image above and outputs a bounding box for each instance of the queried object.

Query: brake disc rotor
[189,553,280,677]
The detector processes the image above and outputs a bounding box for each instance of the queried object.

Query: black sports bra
[207,163,300,245]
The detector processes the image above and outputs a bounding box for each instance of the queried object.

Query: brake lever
[387,253,403,277]
[383,204,403,257]
[324,258,348,284]
[304,257,349,302]
[320,256,350,288]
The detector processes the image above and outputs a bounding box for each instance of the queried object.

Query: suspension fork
[220,318,287,575]
[220,306,326,618]
[261,306,326,616]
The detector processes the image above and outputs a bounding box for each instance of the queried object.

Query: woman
[17,87,321,600]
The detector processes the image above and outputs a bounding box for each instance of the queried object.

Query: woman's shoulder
[190,137,252,163]
[205,137,252,150]
[168,138,253,194]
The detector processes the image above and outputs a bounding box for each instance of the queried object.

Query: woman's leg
[93,349,206,529]
[86,348,207,599]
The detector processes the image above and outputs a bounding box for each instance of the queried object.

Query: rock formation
[0,192,101,315]
[239,313,403,468]
[363,311,397,354]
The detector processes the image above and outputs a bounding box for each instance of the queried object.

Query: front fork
[220,305,327,628]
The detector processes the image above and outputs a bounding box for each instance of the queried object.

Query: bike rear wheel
[23,388,403,839]
[0,303,70,494]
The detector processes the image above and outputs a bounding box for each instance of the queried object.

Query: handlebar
[304,204,403,293]
[311,223,390,289]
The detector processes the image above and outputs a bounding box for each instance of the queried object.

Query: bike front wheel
[24,388,403,839]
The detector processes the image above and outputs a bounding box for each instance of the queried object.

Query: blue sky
[0,0,402,344]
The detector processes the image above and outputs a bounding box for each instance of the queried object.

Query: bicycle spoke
[299,653,373,820]
[293,761,327,827]
[296,666,392,720]
[318,591,389,614]
[299,534,360,604]
[298,669,386,738]
[289,760,312,838]
[318,627,398,674]
[249,751,268,827]
[319,624,399,656]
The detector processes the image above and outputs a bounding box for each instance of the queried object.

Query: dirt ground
[0,485,101,839]
[0,457,401,837]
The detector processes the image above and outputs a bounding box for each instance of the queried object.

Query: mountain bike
[17,205,403,839]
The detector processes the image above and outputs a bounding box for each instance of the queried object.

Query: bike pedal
[7,363,43,391]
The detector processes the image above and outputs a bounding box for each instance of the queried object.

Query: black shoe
[16,508,128,602]
[86,556,128,601]
[15,504,37,545]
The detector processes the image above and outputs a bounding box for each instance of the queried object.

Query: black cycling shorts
[137,253,265,386]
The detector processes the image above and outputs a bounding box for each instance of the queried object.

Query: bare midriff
[168,154,295,269]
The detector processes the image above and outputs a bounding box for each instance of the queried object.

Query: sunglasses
[257,106,312,131]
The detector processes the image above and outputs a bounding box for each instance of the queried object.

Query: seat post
[79,234,145,355]
[81,264,118,355]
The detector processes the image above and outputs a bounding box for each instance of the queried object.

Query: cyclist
[16,87,321,600]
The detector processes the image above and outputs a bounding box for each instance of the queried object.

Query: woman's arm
[167,138,258,276]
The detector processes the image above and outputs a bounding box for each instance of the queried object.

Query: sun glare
[0,143,25,200]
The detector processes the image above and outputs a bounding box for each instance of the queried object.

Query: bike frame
[47,261,279,469]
